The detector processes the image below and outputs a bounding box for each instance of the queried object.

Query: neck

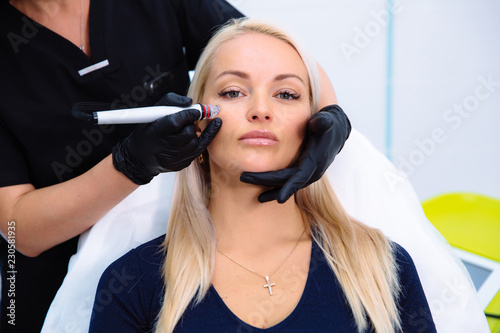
[209,173,306,254]
[11,0,90,56]
[10,0,75,16]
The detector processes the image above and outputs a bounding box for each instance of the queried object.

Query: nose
[247,93,273,122]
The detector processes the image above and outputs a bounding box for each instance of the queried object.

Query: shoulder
[391,242,437,332]
[103,234,165,276]
[90,235,166,332]
[391,242,421,286]
[392,242,414,269]
[391,242,423,296]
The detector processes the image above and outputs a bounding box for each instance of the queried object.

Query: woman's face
[200,32,311,176]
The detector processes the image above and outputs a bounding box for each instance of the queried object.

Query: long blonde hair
[155,18,401,333]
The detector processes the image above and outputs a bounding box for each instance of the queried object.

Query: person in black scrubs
[0,0,350,332]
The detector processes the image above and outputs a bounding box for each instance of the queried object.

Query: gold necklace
[217,228,306,296]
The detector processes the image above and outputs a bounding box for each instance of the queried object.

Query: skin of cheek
[197,109,309,175]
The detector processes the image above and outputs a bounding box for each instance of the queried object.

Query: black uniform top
[0,0,242,331]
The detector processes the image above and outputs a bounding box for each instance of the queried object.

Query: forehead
[210,32,309,81]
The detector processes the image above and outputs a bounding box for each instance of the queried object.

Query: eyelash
[276,90,301,100]
[219,89,243,99]
[218,89,301,100]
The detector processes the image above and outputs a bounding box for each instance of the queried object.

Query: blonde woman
[90,18,436,333]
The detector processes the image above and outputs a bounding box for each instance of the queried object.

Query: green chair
[422,192,500,332]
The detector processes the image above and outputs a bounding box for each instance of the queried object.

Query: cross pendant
[263,275,276,296]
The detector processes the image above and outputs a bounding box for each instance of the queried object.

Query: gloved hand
[240,104,351,203]
[112,93,222,185]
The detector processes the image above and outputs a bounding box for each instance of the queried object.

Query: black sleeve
[394,244,437,333]
[0,119,30,187]
[173,0,244,69]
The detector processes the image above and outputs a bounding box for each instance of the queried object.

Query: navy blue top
[90,235,436,332]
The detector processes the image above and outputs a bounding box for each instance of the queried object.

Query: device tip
[207,105,221,119]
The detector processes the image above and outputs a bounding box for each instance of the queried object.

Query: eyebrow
[274,73,305,84]
[215,70,249,80]
[216,70,305,84]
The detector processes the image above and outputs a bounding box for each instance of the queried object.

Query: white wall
[229,0,500,201]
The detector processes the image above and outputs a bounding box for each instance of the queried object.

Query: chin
[240,164,289,173]
[238,156,293,173]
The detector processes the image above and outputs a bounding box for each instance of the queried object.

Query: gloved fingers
[240,168,297,187]
[257,188,281,203]
[155,92,193,107]
[153,108,201,134]
[160,119,222,171]
[162,134,200,155]
[163,123,197,146]
[276,157,316,203]
[155,137,200,171]
[316,104,352,140]
[308,111,334,135]
[194,118,222,153]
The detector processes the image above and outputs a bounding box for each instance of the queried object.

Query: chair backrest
[422,192,500,332]
[422,192,500,262]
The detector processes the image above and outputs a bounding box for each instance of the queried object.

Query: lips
[239,129,278,146]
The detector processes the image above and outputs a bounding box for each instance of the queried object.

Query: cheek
[205,115,237,157]
[289,112,309,142]
[285,115,309,159]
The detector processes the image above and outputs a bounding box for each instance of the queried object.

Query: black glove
[112,93,222,185]
[240,104,351,203]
